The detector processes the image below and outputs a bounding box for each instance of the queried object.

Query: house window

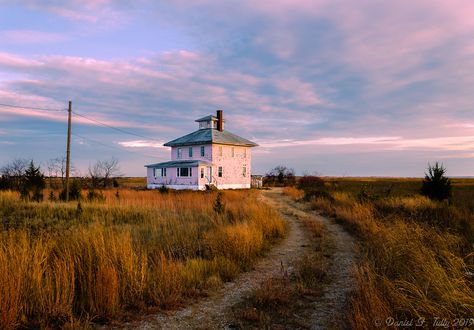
[177,148,182,159]
[188,147,193,158]
[200,168,204,178]
[200,146,205,157]
[231,147,235,157]
[244,148,247,158]
[177,167,192,177]
[218,146,223,156]
[218,166,223,177]
[243,165,247,177]
[154,168,167,177]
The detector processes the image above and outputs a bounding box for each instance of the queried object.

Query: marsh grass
[282,186,305,201]
[305,178,474,329]
[0,189,286,329]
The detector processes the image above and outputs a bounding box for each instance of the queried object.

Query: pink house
[145,110,258,190]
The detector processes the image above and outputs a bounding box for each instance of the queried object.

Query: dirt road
[118,188,354,329]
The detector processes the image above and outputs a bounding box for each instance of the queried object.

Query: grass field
[2,176,473,329]
[289,177,474,329]
[0,188,286,329]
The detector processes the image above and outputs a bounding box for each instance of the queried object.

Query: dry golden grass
[305,184,474,328]
[282,186,305,201]
[0,189,286,329]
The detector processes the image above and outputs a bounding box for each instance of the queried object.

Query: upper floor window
[200,146,205,157]
[218,146,223,157]
[218,166,223,177]
[244,148,247,158]
[231,147,235,157]
[188,147,193,158]
[177,167,192,177]
[177,148,182,159]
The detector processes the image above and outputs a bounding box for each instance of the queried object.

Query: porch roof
[144,160,211,168]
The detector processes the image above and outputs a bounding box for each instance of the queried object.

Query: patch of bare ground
[112,188,354,329]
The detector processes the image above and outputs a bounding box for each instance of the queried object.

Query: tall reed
[0,189,286,329]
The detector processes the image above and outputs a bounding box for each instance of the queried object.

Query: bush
[213,192,225,214]
[421,162,451,201]
[60,179,83,201]
[86,189,105,202]
[158,185,169,194]
[297,176,328,201]
[297,176,325,191]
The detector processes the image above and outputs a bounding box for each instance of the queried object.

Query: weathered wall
[146,166,198,186]
[171,144,212,161]
[210,144,251,187]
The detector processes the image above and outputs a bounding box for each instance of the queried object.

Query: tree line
[0,156,122,201]
[264,163,452,202]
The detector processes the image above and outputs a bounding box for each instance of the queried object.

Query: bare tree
[100,158,121,188]
[88,161,102,188]
[264,165,296,186]
[0,158,29,190]
[47,155,76,188]
[88,158,121,188]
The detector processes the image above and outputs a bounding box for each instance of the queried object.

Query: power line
[0,101,160,142]
[72,111,160,141]
[1,100,163,155]
[0,102,65,112]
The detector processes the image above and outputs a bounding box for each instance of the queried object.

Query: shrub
[421,162,452,201]
[282,186,304,201]
[60,179,83,201]
[297,176,329,201]
[213,191,225,214]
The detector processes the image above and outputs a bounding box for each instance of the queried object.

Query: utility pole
[65,100,72,202]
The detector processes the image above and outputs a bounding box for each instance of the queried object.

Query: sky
[0,0,473,177]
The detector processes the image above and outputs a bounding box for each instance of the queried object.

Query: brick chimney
[217,110,224,131]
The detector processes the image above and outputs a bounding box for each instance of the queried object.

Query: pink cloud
[0,30,67,44]
[257,135,474,153]
[19,0,126,27]
[0,52,43,69]
[118,140,168,149]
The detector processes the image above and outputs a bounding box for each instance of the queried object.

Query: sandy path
[116,189,354,329]
[308,208,356,329]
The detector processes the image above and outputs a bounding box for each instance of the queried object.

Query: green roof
[163,128,258,147]
[145,160,211,168]
[195,115,218,122]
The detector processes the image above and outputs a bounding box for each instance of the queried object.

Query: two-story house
[145,110,258,190]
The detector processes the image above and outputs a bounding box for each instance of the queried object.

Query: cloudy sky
[0,1,473,176]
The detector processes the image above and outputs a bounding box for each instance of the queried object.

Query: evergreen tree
[421,162,451,201]
[23,161,45,202]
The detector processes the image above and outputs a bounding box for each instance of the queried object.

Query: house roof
[163,128,258,147]
[195,115,219,122]
[144,160,211,168]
